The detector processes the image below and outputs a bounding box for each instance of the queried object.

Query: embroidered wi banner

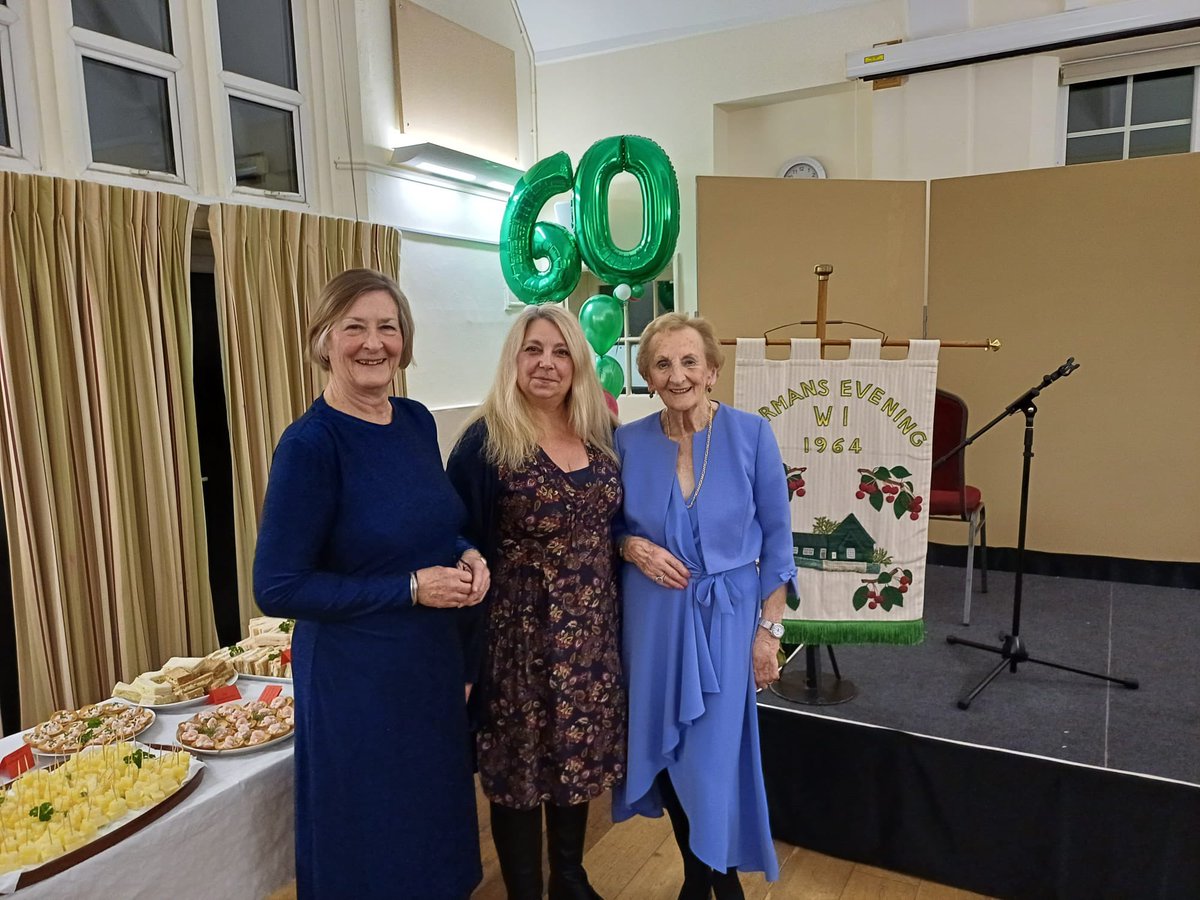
[734,338,940,645]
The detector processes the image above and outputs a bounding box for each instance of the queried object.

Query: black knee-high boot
[490,801,544,900]
[656,771,712,900]
[545,801,603,900]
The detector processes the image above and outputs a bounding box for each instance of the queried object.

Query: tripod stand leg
[957,655,1010,710]
[1022,652,1139,689]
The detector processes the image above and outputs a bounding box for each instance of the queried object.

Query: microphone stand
[941,358,1139,709]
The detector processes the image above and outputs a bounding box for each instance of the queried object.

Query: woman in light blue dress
[613,314,796,899]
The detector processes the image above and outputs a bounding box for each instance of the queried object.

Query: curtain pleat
[0,173,216,728]
[208,205,402,629]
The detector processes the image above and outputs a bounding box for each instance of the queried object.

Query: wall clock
[778,156,827,179]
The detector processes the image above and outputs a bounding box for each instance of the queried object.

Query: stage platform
[756,564,1200,899]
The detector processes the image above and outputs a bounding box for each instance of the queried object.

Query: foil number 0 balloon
[498,136,680,305]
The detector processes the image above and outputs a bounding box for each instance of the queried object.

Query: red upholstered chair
[930,389,988,624]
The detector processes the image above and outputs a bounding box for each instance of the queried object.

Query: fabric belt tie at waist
[673,570,736,751]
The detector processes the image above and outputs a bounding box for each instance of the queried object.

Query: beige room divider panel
[927,153,1200,562]
[696,176,927,408]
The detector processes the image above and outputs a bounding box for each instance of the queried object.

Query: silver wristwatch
[758,617,785,639]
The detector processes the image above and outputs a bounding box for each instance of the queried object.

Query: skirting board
[927,543,1199,590]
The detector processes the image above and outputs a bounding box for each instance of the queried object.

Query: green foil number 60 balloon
[574,135,680,287]
[498,137,680,304]
[498,151,582,305]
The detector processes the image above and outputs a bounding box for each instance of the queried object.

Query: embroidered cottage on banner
[734,338,940,645]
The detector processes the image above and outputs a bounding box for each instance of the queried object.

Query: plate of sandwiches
[112,656,238,709]
[23,701,156,756]
[175,696,295,755]
[207,616,294,681]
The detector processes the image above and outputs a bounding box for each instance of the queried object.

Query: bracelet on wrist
[410,571,419,606]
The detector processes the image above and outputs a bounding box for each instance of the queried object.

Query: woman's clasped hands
[415,550,490,607]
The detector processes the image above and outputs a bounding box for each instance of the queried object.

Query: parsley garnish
[228,645,245,657]
[28,802,54,822]
[123,749,156,769]
[279,619,294,633]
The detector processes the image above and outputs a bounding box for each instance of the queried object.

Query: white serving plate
[118,671,241,711]
[236,673,293,685]
[179,729,295,757]
[28,707,157,759]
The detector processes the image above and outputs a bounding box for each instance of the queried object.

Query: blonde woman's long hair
[470,305,618,470]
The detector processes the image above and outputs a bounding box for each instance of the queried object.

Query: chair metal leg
[963,510,979,625]
[978,506,988,594]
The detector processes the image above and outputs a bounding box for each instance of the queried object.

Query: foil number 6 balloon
[498,152,581,306]
[498,137,680,305]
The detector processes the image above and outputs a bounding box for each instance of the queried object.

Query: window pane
[83,58,174,173]
[230,97,299,193]
[72,0,171,53]
[217,0,296,89]
[1131,69,1194,125]
[1128,124,1192,159]
[0,66,9,149]
[1067,77,1126,132]
[1064,132,1124,165]
[627,283,655,337]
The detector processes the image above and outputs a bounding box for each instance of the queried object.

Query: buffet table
[0,684,296,899]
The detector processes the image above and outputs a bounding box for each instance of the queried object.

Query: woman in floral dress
[448,305,625,900]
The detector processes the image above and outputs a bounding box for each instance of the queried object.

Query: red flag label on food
[258,684,282,703]
[280,649,291,666]
[2,744,35,779]
[208,684,242,705]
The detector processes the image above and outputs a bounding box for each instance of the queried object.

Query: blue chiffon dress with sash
[612,404,797,879]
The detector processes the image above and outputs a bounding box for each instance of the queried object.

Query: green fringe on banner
[782,618,925,646]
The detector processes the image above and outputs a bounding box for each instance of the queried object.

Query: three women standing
[448,305,626,900]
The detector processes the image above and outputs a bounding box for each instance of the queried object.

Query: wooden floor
[268,778,990,900]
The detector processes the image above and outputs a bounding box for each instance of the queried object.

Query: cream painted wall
[715,81,874,179]
[347,0,538,409]
[534,0,908,312]
[397,232,525,411]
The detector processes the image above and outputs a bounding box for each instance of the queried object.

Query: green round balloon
[498,151,581,304]
[579,294,624,355]
[595,356,625,396]
[573,135,680,286]
[631,284,645,299]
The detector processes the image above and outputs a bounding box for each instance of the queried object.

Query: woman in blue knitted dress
[254,269,489,899]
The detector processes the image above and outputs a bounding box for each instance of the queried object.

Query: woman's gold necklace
[667,401,713,509]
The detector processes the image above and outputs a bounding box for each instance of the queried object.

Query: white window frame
[215,0,310,205]
[0,0,38,170]
[1059,66,1200,166]
[69,0,196,188]
[0,11,19,158]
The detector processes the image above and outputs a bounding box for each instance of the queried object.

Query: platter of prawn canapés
[23,701,156,756]
[176,696,295,755]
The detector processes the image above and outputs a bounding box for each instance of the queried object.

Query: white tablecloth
[0,684,296,899]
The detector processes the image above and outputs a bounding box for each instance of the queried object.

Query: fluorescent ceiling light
[390,142,523,193]
[846,0,1200,79]
[417,161,476,181]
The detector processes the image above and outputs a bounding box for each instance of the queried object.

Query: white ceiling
[512,0,878,63]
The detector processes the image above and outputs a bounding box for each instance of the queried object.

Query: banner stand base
[769,645,858,706]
